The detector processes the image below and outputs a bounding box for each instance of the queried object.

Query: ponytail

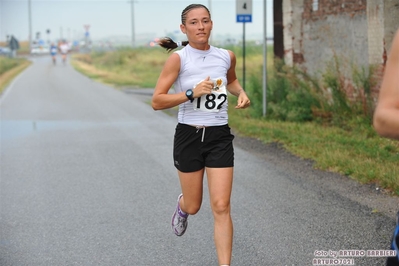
[158,37,189,53]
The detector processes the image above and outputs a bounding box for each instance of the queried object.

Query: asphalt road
[0,56,397,266]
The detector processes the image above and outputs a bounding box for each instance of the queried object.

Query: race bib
[193,78,227,113]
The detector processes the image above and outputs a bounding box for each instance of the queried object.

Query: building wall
[367,0,385,66]
[282,0,398,96]
[283,0,368,77]
[283,0,304,67]
[303,0,368,76]
[384,0,399,53]
[368,0,399,65]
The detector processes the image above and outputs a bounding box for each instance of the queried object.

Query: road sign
[236,0,252,23]
[83,24,90,32]
[237,15,252,23]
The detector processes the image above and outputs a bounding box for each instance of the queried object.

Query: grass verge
[229,105,399,195]
[0,57,31,95]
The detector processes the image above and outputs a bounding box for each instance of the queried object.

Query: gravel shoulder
[127,88,398,220]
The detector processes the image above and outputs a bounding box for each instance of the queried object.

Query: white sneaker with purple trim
[171,194,188,236]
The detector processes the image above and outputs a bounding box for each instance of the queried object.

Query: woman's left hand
[235,91,251,109]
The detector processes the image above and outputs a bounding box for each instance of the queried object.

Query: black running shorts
[173,123,235,173]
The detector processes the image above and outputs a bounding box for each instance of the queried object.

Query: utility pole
[262,0,268,116]
[83,25,90,51]
[28,0,32,50]
[130,0,136,48]
[236,0,252,91]
[46,29,50,44]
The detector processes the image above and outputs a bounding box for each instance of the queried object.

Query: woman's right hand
[193,76,215,98]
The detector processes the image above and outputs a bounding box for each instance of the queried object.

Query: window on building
[312,0,319,11]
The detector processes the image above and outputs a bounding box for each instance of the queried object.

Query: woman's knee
[211,199,231,215]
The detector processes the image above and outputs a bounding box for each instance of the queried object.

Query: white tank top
[174,44,231,126]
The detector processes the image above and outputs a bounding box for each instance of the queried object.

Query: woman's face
[180,7,213,47]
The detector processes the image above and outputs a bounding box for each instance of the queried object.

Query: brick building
[273,0,399,94]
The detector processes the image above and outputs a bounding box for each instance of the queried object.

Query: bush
[244,56,376,126]
[246,58,320,122]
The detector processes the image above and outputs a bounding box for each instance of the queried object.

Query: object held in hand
[213,78,223,91]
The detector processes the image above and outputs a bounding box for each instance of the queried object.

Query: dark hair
[157,37,189,53]
[181,4,210,25]
[158,4,211,53]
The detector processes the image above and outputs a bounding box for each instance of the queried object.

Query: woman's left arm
[226,50,251,109]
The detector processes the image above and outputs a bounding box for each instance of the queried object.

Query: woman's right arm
[152,53,189,110]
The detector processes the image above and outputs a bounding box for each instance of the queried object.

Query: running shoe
[171,194,188,236]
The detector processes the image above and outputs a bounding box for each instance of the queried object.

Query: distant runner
[59,41,69,64]
[50,43,57,65]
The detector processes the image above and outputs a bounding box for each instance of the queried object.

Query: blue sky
[0,0,273,43]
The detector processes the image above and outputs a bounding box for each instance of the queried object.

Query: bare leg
[177,169,205,215]
[206,167,234,266]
